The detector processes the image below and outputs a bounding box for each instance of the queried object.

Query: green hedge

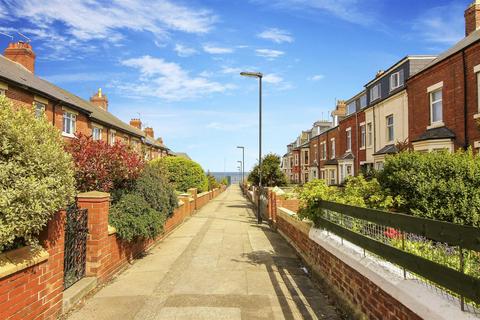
[0,96,76,251]
[151,157,208,192]
[378,149,480,227]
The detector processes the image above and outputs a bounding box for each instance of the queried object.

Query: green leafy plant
[296,179,339,221]
[134,164,177,217]
[151,157,208,192]
[248,153,287,187]
[109,193,165,242]
[0,96,75,251]
[206,172,220,190]
[378,149,480,227]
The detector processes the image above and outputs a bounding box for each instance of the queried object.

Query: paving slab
[67,185,342,320]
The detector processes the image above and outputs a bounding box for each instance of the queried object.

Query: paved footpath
[68,185,342,320]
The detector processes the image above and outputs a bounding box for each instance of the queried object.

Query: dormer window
[346,101,356,115]
[360,94,367,108]
[390,70,404,91]
[370,83,381,102]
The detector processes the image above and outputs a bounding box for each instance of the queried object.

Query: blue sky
[0,0,470,172]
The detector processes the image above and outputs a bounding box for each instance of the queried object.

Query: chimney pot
[90,88,109,111]
[130,118,142,130]
[465,1,480,36]
[144,127,154,138]
[4,41,36,73]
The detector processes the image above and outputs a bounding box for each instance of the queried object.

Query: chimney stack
[465,0,480,36]
[90,88,108,111]
[144,127,154,138]
[130,118,142,130]
[4,41,36,73]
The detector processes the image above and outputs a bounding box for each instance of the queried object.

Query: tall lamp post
[240,71,263,224]
[236,146,245,184]
[237,161,243,184]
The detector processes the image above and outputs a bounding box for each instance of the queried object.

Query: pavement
[67,185,342,320]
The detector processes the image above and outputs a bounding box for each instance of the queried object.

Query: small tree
[248,153,287,187]
[0,96,76,251]
[206,172,219,190]
[66,133,144,193]
[151,156,208,192]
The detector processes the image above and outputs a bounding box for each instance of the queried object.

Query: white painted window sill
[62,132,76,138]
[359,147,366,151]
[427,122,445,130]
[473,113,480,120]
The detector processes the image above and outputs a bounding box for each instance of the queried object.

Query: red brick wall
[464,42,480,145]
[407,53,467,149]
[338,114,359,173]
[0,211,66,320]
[356,111,366,169]
[276,213,421,320]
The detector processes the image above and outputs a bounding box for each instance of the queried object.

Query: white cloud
[221,66,243,74]
[255,49,285,59]
[2,0,216,44]
[203,44,234,54]
[309,74,325,81]
[263,74,283,84]
[253,0,375,26]
[119,55,234,101]
[257,28,293,43]
[174,44,197,57]
[412,4,464,45]
[44,72,115,83]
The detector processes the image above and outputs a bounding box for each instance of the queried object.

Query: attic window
[390,70,404,91]
[346,101,356,115]
[370,83,381,102]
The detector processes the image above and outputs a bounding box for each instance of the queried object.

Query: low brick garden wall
[0,185,225,320]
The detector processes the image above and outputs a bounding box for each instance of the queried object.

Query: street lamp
[240,71,263,224]
[237,160,243,185]
[236,146,245,185]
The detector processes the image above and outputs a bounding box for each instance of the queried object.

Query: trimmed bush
[66,133,144,193]
[206,173,219,190]
[0,96,75,251]
[134,164,177,217]
[109,193,165,242]
[152,157,208,192]
[378,149,480,226]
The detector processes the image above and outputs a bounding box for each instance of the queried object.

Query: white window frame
[0,89,5,96]
[360,124,366,149]
[33,101,46,119]
[386,115,394,142]
[109,129,116,146]
[0,82,8,96]
[389,70,404,91]
[370,83,381,102]
[62,111,76,137]
[360,94,367,108]
[320,142,327,160]
[428,82,444,128]
[92,126,102,141]
[367,122,373,147]
[346,128,352,152]
[475,65,480,117]
[330,138,336,159]
[346,101,356,115]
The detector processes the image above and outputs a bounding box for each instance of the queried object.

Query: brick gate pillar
[77,191,110,280]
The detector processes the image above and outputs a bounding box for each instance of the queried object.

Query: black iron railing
[63,203,88,289]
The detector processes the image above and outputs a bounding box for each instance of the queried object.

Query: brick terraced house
[281,1,480,186]
[0,41,172,160]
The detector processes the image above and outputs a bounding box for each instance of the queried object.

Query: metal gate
[63,203,88,289]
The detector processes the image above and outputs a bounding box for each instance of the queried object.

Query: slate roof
[413,29,480,77]
[145,136,168,150]
[373,144,398,156]
[0,55,145,138]
[412,126,456,142]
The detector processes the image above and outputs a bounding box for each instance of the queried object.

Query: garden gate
[63,203,88,289]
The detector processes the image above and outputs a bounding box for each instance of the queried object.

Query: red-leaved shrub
[66,133,145,192]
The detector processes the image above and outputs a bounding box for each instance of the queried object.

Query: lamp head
[240,71,263,78]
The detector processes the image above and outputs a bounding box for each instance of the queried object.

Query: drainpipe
[355,111,359,175]
[462,50,469,150]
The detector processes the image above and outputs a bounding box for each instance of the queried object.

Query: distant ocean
[209,172,249,184]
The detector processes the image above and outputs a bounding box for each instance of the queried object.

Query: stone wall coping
[178,200,184,206]
[306,226,476,320]
[197,191,210,197]
[107,225,117,235]
[77,191,110,199]
[277,208,313,236]
[0,246,49,279]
